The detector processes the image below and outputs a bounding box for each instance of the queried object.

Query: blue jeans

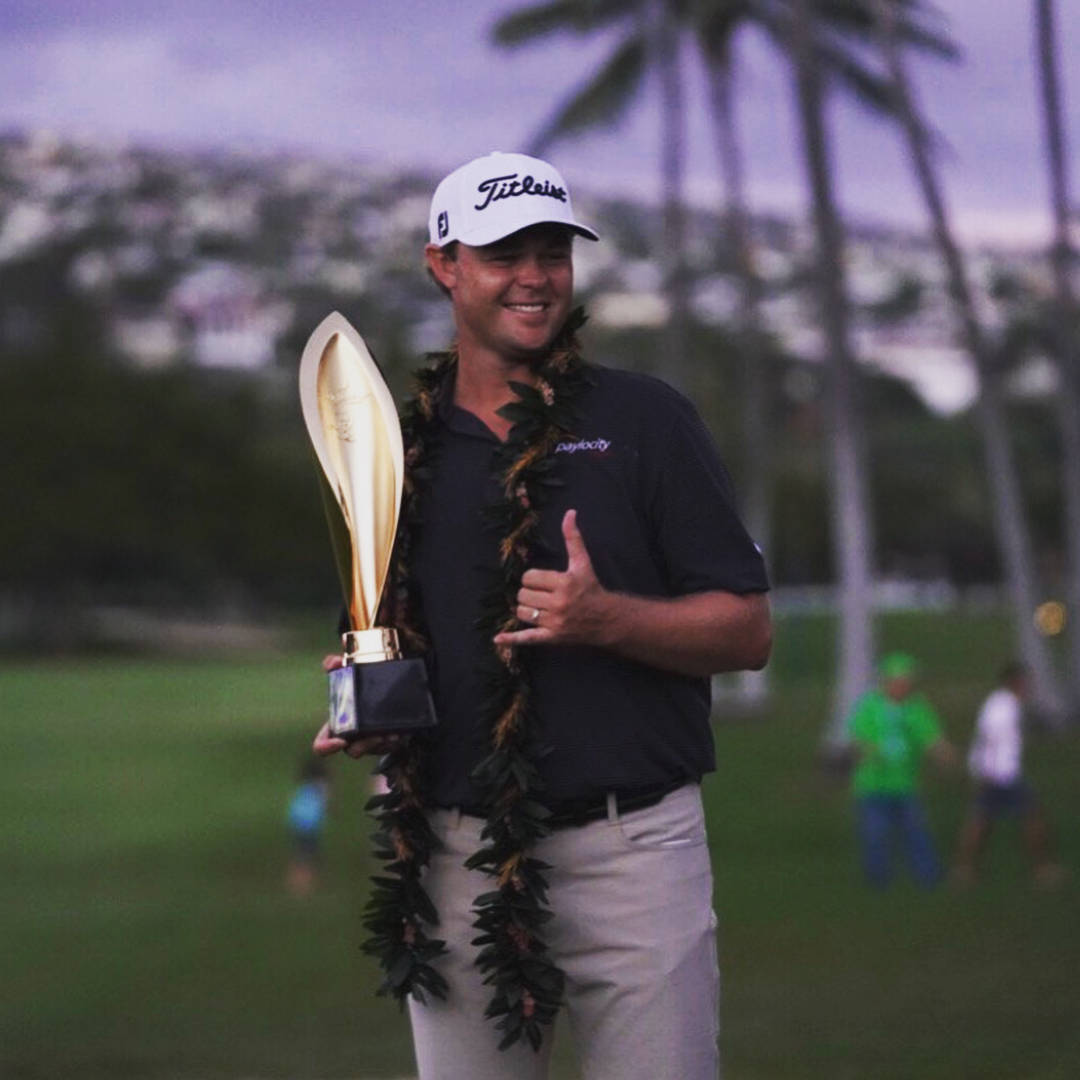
[856,794,941,888]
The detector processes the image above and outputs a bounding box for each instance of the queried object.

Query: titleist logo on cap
[474,173,568,212]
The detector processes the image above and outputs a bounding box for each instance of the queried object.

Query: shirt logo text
[554,438,612,456]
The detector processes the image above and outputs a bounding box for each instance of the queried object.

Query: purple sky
[1,0,1076,243]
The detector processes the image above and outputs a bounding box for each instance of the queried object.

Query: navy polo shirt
[410,364,769,807]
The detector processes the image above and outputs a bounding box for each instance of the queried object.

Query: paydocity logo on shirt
[554,437,613,459]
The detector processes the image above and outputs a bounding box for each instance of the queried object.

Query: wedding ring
[530,608,540,623]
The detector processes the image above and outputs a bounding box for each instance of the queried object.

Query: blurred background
[2,1,1078,1077]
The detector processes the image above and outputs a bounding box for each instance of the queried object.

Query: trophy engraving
[300,312,437,737]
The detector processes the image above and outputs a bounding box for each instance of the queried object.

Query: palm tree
[682,1,958,736]
[492,0,692,368]
[693,0,926,714]
[694,17,770,519]
[871,0,1064,717]
[777,1,969,744]
[648,0,693,365]
[1033,0,1080,712]
[687,5,773,701]
[786,0,877,744]
[690,0,950,712]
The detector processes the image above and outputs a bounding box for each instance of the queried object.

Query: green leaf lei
[362,308,593,1052]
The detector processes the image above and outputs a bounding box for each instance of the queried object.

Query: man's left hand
[494,509,614,649]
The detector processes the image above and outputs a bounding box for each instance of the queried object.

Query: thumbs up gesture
[493,509,615,649]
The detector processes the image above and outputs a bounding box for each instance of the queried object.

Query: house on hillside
[170,261,291,370]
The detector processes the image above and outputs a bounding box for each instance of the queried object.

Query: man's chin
[520,339,558,362]
[504,315,572,362]
[501,331,559,364]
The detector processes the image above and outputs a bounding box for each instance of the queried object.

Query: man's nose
[515,255,547,287]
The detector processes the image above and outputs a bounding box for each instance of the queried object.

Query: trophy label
[328,665,359,737]
[325,658,438,739]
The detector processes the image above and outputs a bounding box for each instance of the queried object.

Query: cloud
[0,0,1075,244]
[0,18,547,167]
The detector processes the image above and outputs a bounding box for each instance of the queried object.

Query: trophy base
[328,657,438,739]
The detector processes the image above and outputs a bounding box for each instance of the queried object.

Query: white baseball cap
[428,151,599,248]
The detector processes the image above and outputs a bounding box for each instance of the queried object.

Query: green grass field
[3,611,1078,1079]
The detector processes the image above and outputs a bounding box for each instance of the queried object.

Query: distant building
[0,129,1065,412]
[113,315,180,369]
[170,261,291,370]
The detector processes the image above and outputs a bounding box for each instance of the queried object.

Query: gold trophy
[299,312,437,739]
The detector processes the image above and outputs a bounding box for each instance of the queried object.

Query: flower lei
[362,308,593,1052]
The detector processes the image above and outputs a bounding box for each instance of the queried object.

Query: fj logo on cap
[474,173,568,212]
[437,211,449,239]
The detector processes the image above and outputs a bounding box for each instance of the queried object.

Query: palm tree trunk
[646,0,691,377]
[873,0,1064,717]
[790,0,876,744]
[1035,0,1080,713]
[705,44,772,703]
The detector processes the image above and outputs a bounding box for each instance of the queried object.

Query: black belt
[453,776,688,829]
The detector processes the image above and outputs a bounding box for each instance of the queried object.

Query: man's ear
[425,243,457,293]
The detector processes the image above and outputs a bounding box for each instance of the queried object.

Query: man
[847,652,955,889]
[953,662,1062,887]
[314,151,770,1080]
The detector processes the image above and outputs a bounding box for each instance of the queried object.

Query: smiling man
[315,151,771,1080]
[425,224,575,417]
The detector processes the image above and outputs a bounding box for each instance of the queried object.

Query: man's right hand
[312,653,406,759]
[312,721,404,759]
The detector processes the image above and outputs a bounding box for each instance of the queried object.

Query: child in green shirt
[848,653,956,887]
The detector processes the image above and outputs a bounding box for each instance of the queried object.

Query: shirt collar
[436,375,500,442]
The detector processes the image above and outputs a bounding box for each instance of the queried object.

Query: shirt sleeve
[908,697,942,749]
[848,694,874,742]
[644,385,769,596]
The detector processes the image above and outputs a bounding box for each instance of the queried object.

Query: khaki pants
[408,783,720,1080]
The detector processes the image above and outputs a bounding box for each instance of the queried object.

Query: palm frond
[527,35,648,154]
[694,0,755,60]
[891,15,959,62]
[816,37,893,111]
[492,0,632,47]
[814,31,950,159]
[812,0,959,60]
